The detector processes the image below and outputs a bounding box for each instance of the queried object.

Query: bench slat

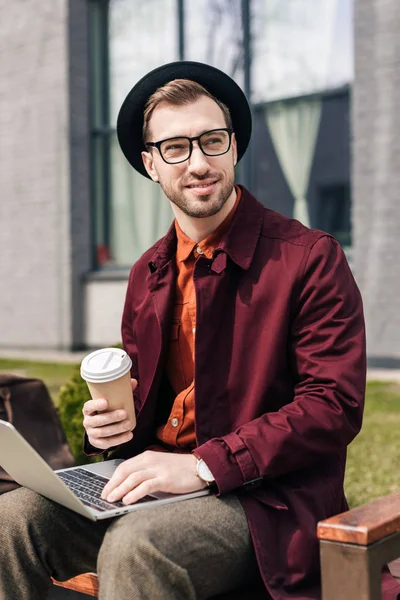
[53,573,98,597]
[317,493,400,545]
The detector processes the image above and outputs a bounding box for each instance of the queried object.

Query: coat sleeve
[194,236,367,495]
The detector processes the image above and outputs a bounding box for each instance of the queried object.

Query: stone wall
[0,0,90,349]
[353,0,400,366]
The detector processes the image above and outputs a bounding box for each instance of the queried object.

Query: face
[141,96,237,219]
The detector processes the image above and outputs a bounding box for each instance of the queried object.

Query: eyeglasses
[145,128,233,164]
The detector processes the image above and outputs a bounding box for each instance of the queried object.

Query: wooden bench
[53,493,400,599]
[318,492,400,599]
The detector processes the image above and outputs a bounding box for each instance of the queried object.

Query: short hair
[142,79,232,143]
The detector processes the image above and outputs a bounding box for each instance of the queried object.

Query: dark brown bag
[0,374,75,494]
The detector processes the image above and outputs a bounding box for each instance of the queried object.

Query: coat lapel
[135,227,177,408]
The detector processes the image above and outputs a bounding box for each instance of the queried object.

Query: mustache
[182,173,219,185]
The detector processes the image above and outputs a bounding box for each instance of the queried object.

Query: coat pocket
[250,487,288,510]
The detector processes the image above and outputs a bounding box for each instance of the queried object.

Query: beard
[158,170,235,219]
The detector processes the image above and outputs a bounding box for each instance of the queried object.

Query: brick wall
[353,0,400,366]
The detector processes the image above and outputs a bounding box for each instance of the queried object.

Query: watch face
[198,459,215,483]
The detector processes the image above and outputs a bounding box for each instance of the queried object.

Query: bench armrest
[317,493,400,545]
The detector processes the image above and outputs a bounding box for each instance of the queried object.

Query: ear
[231,133,238,166]
[141,150,159,182]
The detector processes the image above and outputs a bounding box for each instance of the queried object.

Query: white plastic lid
[80,348,132,383]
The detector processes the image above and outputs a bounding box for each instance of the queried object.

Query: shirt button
[196,246,204,255]
[192,327,196,334]
[171,417,179,427]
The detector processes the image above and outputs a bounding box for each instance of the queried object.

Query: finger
[83,409,128,430]
[82,398,108,416]
[87,418,133,440]
[88,430,133,450]
[103,470,150,502]
[101,451,156,496]
[101,462,136,498]
[121,478,160,505]
[101,457,146,496]
[131,378,138,392]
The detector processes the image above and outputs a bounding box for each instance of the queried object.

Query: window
[185,0,245,89]
[252,0,354,103]
[317,183,352,248]
[90,0,177,268]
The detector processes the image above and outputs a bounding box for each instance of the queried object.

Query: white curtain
[110,136,173,266]
[266,99,322,226]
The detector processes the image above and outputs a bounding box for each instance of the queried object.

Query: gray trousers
[0,487,261,600]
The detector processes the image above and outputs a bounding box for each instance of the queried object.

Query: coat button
[171,417,179,427]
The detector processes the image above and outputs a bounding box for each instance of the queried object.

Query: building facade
[0,0,398,366]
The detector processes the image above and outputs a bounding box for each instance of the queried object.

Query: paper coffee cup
[80,348,136,428]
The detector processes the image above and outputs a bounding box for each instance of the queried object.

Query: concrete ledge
[367,369,400,382]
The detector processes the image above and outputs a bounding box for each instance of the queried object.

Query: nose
[187,141,210,175]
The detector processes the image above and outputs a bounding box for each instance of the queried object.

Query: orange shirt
[155,187,242,450]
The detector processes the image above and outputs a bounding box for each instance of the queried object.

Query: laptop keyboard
[58,468,126,511]
[58,468,157,512]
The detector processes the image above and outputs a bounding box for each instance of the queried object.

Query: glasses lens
[160,138,190,163]
[200,130,230,156]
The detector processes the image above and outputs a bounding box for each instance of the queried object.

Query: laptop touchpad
[81,459,124,479]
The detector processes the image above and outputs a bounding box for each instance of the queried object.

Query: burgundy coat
[113,187,399,599]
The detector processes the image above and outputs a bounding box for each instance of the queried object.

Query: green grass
[344,381,400,507]
[0,358,399,506]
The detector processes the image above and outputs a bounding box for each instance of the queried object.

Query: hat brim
[116,61,252,178]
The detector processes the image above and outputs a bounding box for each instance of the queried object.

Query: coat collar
[215,185,264,271]
[147,185,264,279]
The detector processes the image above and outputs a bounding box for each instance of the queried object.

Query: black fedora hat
[116,61,252,178]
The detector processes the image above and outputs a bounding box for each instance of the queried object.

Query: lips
[184,181,218,196]
[186,179,218,189]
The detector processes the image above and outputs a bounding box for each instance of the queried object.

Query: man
[0,61,398,600]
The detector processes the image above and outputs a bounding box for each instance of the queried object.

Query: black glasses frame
[145,128,234,164]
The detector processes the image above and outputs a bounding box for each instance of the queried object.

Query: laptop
[0,420,210,521]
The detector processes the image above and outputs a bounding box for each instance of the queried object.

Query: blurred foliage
[57,366,101,465]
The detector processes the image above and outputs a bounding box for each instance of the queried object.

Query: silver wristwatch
[195,458,215,486]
